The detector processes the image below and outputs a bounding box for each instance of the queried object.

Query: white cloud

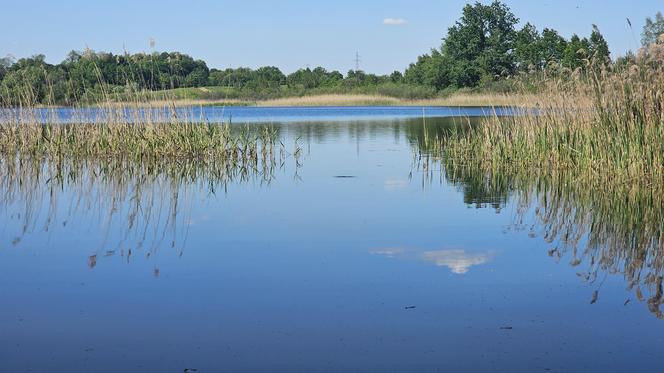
[383,18,408,26]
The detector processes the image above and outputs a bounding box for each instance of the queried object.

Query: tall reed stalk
[442,37,664,182]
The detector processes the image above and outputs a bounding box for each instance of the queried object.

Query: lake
[0,105,517,124]
[1,107,662,372]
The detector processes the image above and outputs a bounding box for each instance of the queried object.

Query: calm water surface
[1,108,662,372]
[0,105,517,124]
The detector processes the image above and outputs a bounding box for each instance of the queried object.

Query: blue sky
[1,0,661,74]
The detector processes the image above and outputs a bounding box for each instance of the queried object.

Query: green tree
[318,68,343,87]
[390,70,404,83]
[442,0,519,87]
[226,68,254,88]
[540,28,567,65]
[1,55,52,104]
[0,56,13,82]
[589,25,610,64]
[562,35,591,69]
[251,66,285,88]
[642,11,664,46]
[287,68,319,89]
[404,50,451,90]
[514,23,542,71]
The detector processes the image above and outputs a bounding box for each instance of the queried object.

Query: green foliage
[589,25,610,64]
[0,55,58,104]
[208,67,253,88]
[539,28,567,65]
[0,49,439,105]
[344,70,387,88]
[251,66,286,88]
[0,50,210,105]
[642,11,664,47]
[513,26,570,71]
[404,50,451,90]
[514,23,542,71]
[389,70,403,83]
[443,1,519,86]
[562,35,591,69]
[0,56,12,81]
[403,1,614,92]
[0,1,635,105]
[286,67,343,89]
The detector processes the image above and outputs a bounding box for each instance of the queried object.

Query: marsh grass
[0,103,281,160]
[409,40,664,315]
[440,39,664,182]
[102,92,535,108]
[0,139,302,272]
[0,60,283,161]
[255,93,535,107]
[0,69,302,267]
[445,77,664,180]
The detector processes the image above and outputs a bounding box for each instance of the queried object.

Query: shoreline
[152,93,533,108]
[18,93,534,109]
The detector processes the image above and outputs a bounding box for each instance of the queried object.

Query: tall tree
[442,0,519,87]
[0,56,13,81]
[540,28,567,66]
[404,50,451,90]
[562,35,591,69]
[589,25,611,64]
[514,23,542,71]
[642,11,664,47]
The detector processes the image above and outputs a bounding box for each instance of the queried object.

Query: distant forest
[1,1,661,105]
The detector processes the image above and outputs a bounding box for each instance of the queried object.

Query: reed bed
[409,38,664,315]
[410,92,537,107]
[0,64,281,160]
[0,141,301,270]
[258,93,535,107]
[126,92,535,108]
[0,104,280,160]
[257,94,403,107]
[442,38,664,182]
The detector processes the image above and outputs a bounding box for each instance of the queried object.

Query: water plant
[0,139,301,271]
[440,38,664,182]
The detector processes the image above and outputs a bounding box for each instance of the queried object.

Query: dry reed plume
[442,37,664,182]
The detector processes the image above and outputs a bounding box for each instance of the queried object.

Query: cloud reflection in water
[420,250,493,274]
[370,248,493,274]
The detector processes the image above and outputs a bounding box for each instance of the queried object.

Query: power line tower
[354,51,361,71]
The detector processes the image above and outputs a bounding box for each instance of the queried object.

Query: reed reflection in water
[0,135,302,273]
[413,145,664,319]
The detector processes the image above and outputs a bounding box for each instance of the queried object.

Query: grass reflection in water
[414,145,664,319]
[0,129,301,273]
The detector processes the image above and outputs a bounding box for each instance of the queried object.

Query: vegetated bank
[0,1,620,108]
[438,36,664,184]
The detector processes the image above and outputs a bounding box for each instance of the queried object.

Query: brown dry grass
[123,92,536,108]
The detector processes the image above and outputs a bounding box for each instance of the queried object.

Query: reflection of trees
[278,117,481,150]
[0,136,300,272]
[408,124,664,318]
[404,116,483,155]
[437,159,664,319]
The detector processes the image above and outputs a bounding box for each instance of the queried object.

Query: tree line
[0,49,416,104]
[403,1,612,90]
[1,1,662,105]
